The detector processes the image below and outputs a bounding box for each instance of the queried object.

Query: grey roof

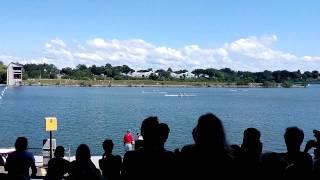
[8,62,23,67]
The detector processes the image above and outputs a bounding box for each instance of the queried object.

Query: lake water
[0,86,320,155]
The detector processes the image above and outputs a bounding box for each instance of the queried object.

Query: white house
[7,62,23,86]
[127,71,158,78]
[170,72,195,79]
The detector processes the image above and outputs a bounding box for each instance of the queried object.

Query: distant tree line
[1,62,320,86]
[23,63,59,80]
[191,68,319,85]
[60,64,135,80]
[0,61,6,84]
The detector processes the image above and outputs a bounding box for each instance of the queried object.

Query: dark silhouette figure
[230,144,241,158]
[303,129,320,178]
[122,117,175,180]
[99,139,122,180]
[236,128,263,178]
[0,154,4,166]
[134,132,144,150]
[158,123,170,147]
[282,127,313,178]
[260,152,287,179]
[69,144,101,180]
[304,129,320,159]
[5,137,37,179]
[179,113,234,179]
[313,158,320,178]
[45,146,70,180]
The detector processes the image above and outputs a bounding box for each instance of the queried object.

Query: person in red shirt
[123,129,135,152]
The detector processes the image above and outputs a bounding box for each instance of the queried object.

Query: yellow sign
[45,117,57,131]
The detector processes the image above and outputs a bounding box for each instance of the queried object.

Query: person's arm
[30,155,37,177]
[0,155,4,166]
[304,140,316,153]
[130,134,135,144]
[4,154,10,171]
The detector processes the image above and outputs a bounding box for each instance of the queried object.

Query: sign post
[45,117,57,160]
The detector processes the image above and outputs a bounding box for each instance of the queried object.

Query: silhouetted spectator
[99,139,122,180]
[303,129,320,178]
[122,117,175,180]
[314,158,320,178]
[179,113,234,179]
[304,129,320,159]
[69,144,101,180]
[123,130,135,152]
[45,146,70,180]
[159,123,170,147]
[235,128,263,178]
[5,137,37,179]
[230,144,241,158]
[260,152,287,178]
[282,127,313,178]
[0,154,4,166]
[134,132,144,150]
[0,154,5,179]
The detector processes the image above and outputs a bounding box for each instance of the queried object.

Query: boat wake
[164,93,197,97]
[0,86,7,100]
[142,90,168,94]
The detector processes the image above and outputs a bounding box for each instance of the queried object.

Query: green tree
[312,70,319,79]
[61,67,73,75]
[76,64,88,71]
[262,81,276,88]
[148,73,158,80]
[281,81,293,88]
[23,63,58,79]
[174,69,188,74]
[302,71,312,80]
[0,61,7,84]
[155,69,171,80]
[192,69,205,77]
[121,65,135,74]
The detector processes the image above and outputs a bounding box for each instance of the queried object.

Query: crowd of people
[1,113,320,179]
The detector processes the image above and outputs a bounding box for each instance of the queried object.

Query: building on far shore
[7,62,23,86]
[170,72,195,79]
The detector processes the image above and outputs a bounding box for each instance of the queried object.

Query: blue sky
[0,0,319,71]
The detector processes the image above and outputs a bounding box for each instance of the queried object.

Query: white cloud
[1,35,320,71]
[74,53,104,61]
[87,38,109,48]
[50,39,67,48]
[224,35,297,61]
[303,56,320,61]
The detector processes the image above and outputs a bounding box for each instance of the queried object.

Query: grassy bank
[23,79,309,88]
[24,79,259,87]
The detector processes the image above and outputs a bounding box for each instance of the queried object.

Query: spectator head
[15,137,28,152]
[242,128,262,154]
[76,144,91,162]
[102,139,114,154]
[159,123,170,144]
[193,113,227,150]
[284,127,304,152]
[127,129,131,134]
[141,116,160,145]
[313,129,320,141]
[54,146,65,158]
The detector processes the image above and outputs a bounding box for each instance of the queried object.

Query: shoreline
[1,79,311,88]
[11,84,309,88]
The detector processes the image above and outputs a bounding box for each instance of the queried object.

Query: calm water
[0,86,320,155]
